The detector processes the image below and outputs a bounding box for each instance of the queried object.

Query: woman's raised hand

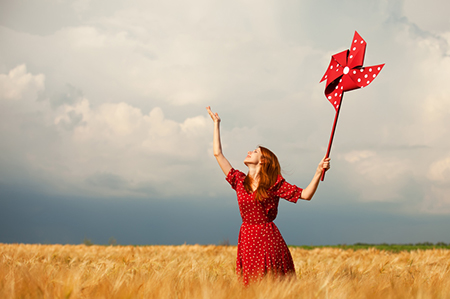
[206,106,221,123]
[206,106,232,175]
[319,157,331,172]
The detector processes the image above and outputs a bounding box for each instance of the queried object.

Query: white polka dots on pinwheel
[325,82,344,110]
[226,168,302,285]
[348,64,384,88]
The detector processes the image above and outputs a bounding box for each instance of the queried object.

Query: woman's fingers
[321,157,331,170]
[206,106,214,119]
[206,106,220,122]
[325,160,330,170]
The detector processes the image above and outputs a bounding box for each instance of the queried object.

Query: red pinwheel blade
[332,50,348,69]
[325,80,344,111]
[347,64,385,89]
[319,60,330,82]
[347,31,366,69]
[320,50,347,84]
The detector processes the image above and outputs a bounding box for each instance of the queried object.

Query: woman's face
[244,148,262,166]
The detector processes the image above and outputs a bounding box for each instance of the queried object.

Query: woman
[206,106,330,285]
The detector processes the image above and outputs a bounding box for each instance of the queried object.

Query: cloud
[343,150,376,164]
[55,99,214,198]
[403,0,450,33]
[0,0,80,35]
[0,64,44,100]
[428,157,450,183]
[1,0,450,215]
[425,155,450,214]
[0,64,215,198]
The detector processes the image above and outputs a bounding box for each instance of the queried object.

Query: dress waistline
[242,221,274,225]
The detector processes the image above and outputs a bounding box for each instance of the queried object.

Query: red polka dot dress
[226,168,303,285]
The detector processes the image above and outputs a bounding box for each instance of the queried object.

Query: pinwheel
[320,31,384,180]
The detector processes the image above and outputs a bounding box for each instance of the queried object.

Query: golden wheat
[1,243,450,298]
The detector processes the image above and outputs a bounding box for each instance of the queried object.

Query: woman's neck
[247,164,261,181]
[245,164,261,192]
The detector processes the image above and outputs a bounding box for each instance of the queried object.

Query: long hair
[243,146,281,201]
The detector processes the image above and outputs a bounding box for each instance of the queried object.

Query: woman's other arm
[300,157,330,200]
[206,106,232,176]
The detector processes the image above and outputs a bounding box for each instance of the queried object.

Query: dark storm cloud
[2,184,450,245]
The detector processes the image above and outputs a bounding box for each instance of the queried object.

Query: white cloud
[428,156,450,183]
[343,150,376,164]
[52,98,212,197]
[0,64,45,100]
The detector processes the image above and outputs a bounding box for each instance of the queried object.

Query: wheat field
[1,243,450,298]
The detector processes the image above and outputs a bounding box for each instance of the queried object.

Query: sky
[1,0,450,246]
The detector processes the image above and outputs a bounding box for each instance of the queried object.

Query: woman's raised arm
[206,106,232,176]
[300,157,331,200]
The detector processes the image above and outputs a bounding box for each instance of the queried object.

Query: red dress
[226,168,303,285]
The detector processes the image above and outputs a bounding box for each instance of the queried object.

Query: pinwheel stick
[321,95,343,181]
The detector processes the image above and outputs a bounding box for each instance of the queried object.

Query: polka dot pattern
[326,82,343,110]
[348,64,384,89]
[320,31,385,111]
[226,168,302,285]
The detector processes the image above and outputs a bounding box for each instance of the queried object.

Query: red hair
[243,146,281,201]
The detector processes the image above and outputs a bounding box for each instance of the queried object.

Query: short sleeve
[225,168,246,190]
[269,175,303,203]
